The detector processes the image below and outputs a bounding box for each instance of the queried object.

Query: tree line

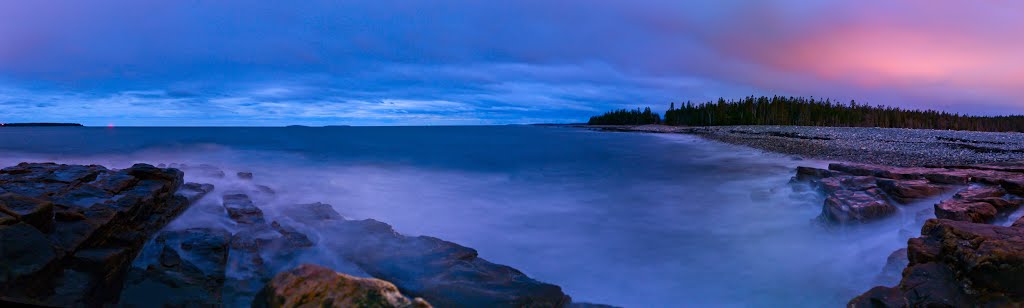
[587,107,662,125]
[589,96,1024,132]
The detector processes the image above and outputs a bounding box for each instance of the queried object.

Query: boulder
[237,172,254,180]
[255,264,431,308]
[819,188,896,224]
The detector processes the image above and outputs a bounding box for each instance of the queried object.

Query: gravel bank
[587,124,1024,167]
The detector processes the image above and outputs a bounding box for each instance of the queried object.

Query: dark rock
[820,188,896,224]
[120,227,232,307]
[999,177,1024,195]
[255,264,431,308]
[328,219,572,307]
[237,172,253,180]
[877,248,908,284]
[255,185,276,195]
[0,163,191,306]
[794,166,836,181]
[0,193,54,232]
[178,182,215,204]
[0,222,59,286]
[222,194,265,225]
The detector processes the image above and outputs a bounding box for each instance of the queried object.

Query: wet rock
[876,248,908,284]
[0,193,54,232]
[255,185,276,196]
[0,163,191,306]
[934,199,997,223]
[875,179,946,203]
[819,188,896,224]
[284,202,343,223]
[222,193,265,225]
[793,166,836,181]
[255,264,431,308]
[851,219,1024,306]
[120,227,232,307]
[1013,216,1024,228]
[237,171,253,180]
[934,185,1020,223]
[328,219,572,307]
[178,182,215,203]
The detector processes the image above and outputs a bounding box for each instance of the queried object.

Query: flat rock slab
[255,264,431,308]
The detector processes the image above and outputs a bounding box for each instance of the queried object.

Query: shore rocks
[850,219,1024,307]
[821,188,896,224]
[255,264,431,308]
[934,185,1019,223]
[0,163,195,306]
[119,227,232,306]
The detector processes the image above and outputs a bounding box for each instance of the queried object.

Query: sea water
[0,126,937,307]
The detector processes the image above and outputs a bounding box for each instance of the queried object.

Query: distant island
[0,123,83,127]
[589,95,1024,132]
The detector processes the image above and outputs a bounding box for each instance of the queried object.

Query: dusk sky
[1,1,1021,126]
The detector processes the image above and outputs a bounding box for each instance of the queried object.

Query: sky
[1,0,1022,126]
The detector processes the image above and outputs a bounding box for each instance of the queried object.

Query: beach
[588,124,1024,166]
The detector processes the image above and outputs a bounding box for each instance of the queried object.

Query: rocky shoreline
[0,162,574,307]
[793,162,1024,306]
[586,124,1024,306]
[584,124,1024,167]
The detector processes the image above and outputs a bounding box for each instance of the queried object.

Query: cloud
[0,0,1021,125]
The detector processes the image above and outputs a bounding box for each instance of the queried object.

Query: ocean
[0,125,939,307]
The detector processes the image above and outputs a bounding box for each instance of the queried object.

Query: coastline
[578,124,1024,167]
[585,124,1024,306]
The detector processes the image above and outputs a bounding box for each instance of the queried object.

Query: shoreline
[578,124,1024,167]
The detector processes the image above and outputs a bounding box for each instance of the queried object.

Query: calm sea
[0,126,936,307]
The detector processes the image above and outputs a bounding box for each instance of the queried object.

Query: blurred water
[0,126,934,307]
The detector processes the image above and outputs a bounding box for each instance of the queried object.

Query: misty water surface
[0,126,937,307]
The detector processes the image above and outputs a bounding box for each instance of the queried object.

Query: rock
[256,264,431,308]
[850,219,1024,306]
[255,185,276,195]
[819,188,896,224]
[0,193,54,232]
[877,248,908,284]
[0,222,59,286]
[222,194,265,225]
[1000,177,1024,195]
[177,182,215,203]
[0,163,192,306]
[120,228,232,307]
[793,166,836,181]
[923,172,969,185]
[328,219,572,307]
[237,172,253,180]
[1013,216,1024,228]
[876,179,946,203]
[934,185,1020,223]
[934,199,997,223]
[284,202,343,223]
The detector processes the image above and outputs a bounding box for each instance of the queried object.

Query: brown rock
[256,264,431,308]
[876,179,946,203]
[934,199,997,223]
[820,188,896,224]
[1013,216,1024,228]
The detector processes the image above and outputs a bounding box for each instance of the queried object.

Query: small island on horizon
[0,123,83,127]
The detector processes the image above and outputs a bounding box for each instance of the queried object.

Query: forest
[587,107,662,125]
[589,96,1024,132]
